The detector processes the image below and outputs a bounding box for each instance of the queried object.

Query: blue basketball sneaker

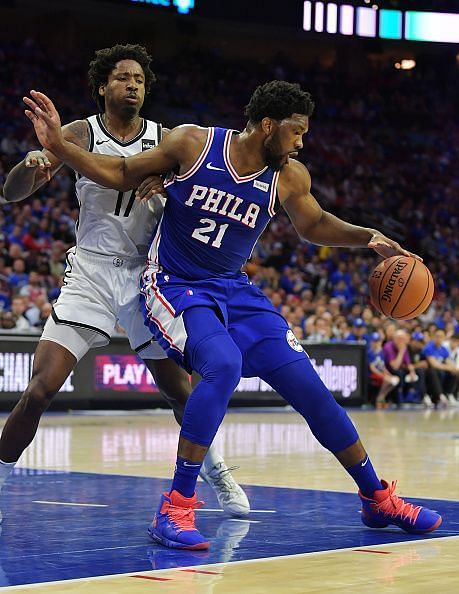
[359,480,442,534]
[148,490,210,550]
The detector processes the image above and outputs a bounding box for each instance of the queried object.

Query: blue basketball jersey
[148,127,280,279]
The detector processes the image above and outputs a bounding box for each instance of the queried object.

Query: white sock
[0,459,17,487]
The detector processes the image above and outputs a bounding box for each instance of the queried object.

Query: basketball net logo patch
[286,329,304,352]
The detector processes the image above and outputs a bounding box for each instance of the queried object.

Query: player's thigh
[229,304,306,378]
[32,339,77,395]
[41,314,102,363]
[183,306,242,376]
[53,249,117,342]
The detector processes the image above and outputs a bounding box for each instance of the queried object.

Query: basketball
[369,255,434,320]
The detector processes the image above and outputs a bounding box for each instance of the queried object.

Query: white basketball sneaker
[438,394,449,408]
[200,446,250,517]
[422,394,434,408]
[447,394,458,407]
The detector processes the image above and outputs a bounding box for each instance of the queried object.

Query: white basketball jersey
[74,114,165,257]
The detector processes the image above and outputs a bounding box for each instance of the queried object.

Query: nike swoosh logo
[183,462,201,467]
[361,457,369,467]
[206,162,225,172]
[96,139,109,145]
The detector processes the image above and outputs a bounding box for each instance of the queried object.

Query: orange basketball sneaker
[359,480,442,534]
[148,490,210,550]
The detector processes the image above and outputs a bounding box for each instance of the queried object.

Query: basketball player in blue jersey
[0,44,249,519]
[24,81,442,550]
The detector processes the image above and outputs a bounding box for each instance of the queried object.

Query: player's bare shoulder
[165,125,211,175]
[167,124,208,148]
[278,158,312,204]
[62,120,90,150]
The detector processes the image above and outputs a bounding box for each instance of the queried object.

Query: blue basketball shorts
[139,268,307,376]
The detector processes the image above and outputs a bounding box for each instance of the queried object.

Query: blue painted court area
[0,469,458,587]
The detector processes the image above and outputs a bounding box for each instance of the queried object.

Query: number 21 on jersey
[192,218,228,248]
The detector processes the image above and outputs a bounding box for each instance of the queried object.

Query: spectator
[305,316,334,342]
[19,270,47,308]
[0,310,17,330]
[422,328,459,408]
[24,293,47,327]
[345,318,368,342]
[367,333,400,409]
[22,222,51,252]
[8,258,28,289]
[383,330,421,405]
[10,296,32,332]
[448,334,459,404]
[37,301,52,330]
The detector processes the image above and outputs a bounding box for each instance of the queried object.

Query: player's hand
[23,90,64,153]
[25,150,52,182]
[135,175,166,202]
[368,232,422,261]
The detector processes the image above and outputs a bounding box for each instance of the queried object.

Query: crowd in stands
[0,38,458,406]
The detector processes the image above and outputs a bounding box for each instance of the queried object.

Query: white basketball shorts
[41,247,167,362]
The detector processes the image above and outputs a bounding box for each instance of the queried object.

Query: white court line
[12,545,147,560]
[33,500,108,508]
[2,535,458,591]
[198,508,275,513]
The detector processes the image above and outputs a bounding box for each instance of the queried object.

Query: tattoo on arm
[63,120,90,150]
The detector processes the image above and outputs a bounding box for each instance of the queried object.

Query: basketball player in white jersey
[1,44,249,517]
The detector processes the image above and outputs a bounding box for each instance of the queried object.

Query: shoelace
[167,499,204,533]
[207,463,239,496]
[373,481,422,525]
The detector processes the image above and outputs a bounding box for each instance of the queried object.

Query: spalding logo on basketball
[286,329,304,352]
[369,255,434,320]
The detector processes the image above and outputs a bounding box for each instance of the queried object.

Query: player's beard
[263,131,287,171]
[120,104,139,119]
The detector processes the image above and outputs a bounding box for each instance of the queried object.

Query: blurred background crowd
[0,27,458,406]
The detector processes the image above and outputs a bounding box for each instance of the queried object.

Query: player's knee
[193,335,242,389]
[21,376,56,415]
[216,347,242,387]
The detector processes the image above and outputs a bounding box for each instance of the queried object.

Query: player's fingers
[45,167,52,182]
[23,96,39,111]
[136,185,156,200]
[147,182,164,195]
[136,179,150,197]
[25,155,38,167]
[38,158,50,170]
[24,109,37,122]
[406,251,423,262]
[24,100,51,124]
[29,91,47,112]
[30,90,56,113]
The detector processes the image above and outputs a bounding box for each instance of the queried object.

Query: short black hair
[88,44,156,111]
[245,80,315,123]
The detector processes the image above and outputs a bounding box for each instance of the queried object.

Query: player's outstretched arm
[23,90,181,191]
[280,160,420,260]
[3,120,90,202]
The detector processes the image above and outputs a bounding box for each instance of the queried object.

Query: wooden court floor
[1,407,458,593]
